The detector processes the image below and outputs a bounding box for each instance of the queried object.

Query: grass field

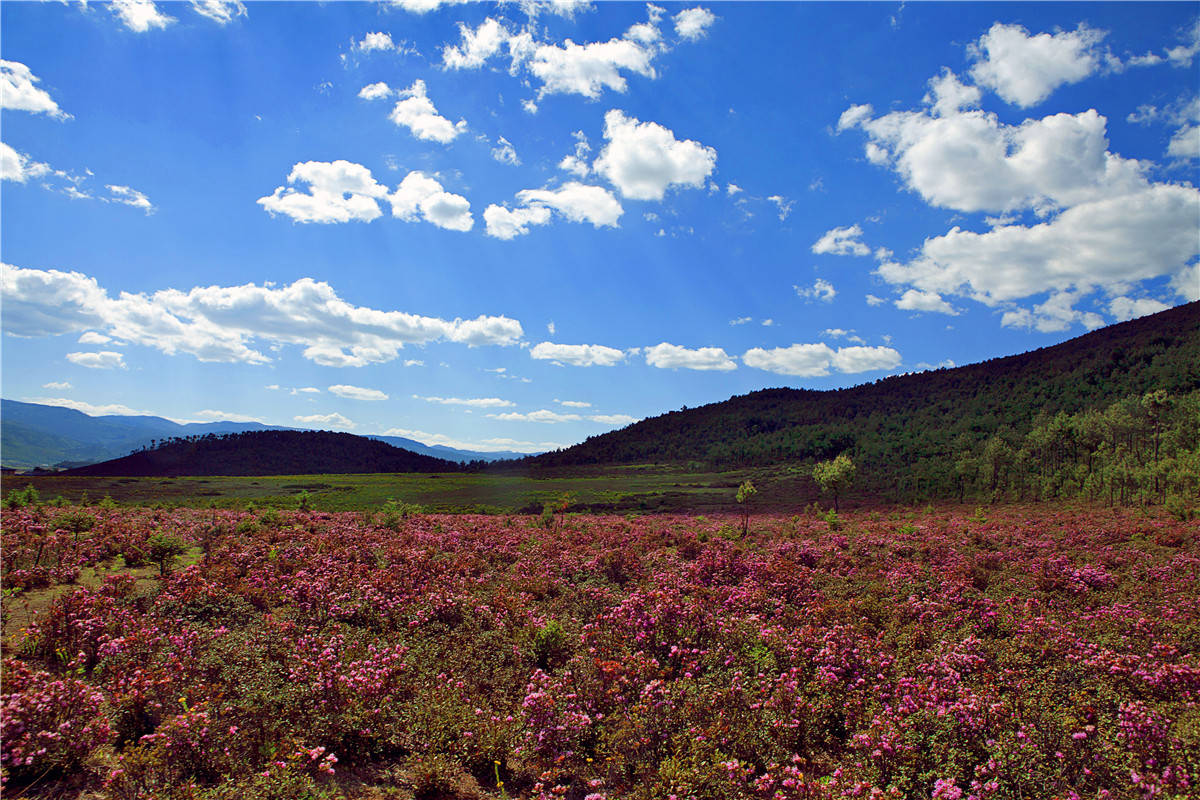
[2,464,822,514]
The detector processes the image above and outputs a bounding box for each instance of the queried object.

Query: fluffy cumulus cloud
[839,43,1200,328]
[590,413,638,426]
[742,343,901,377]
[530,341,626,366]
[876,185,1199,304]
[967,23,1105,108]
[294,412,356,430]
[259,161,472,231]
[2,264,524,368]
[644,342,736,371]
[190,1,246,25]
[1108,296,1171,322]
[1,61,70,120]
[66,351,126,369]
[440,6,714,100]
[594,110,717,200]
[110,0,175,33]
[387,80,467,143]
[358,82,393,101]
[356,31,396,52]
[812,224,870,256]
[328,384,389,401]
[484,182,621,239]
[999,291,1105,333]
[674,8,716,41]
[894,288,959,316]
[483,204,554,240]
[388,171,474,231]
[258,160,388,224]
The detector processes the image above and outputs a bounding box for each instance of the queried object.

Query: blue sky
[3,1,1198,454]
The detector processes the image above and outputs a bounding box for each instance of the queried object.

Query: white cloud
[294,412,356,430]
[522,99,539,114]
[483,204,553,240]
[190,1,246,25]
[193,409,265,423]
[674,7,716,41]
[999,291,1106,333]
[1,142,51,183]
[558,129,592,177]
[594,110,717,200]
[767,195,793,220]
[358,82,393,101]
[865,294,885,306]
[1108,296,1170,322]
[527,35,657,99]
[105,185,155,214]
[894,288,959,316]
[877,184,1200,305]
[515,182,622,227]
[388,0,470,12]
[111,0,175,33]
[2,264,523,367]
[66,351,126,369]
[258,160,388,224]
[1,61,70,120]
[291,387,321,395]
[387,171,474,231]
[837,103,873,132]
[357,31,396,52]
[1172,264,1199,302]
[742,343,835,377]
[830,345,902,373]
[1166,21,1200,67]
[795,278,836,303]
[812,224,870,256]
[329,384,389,401]
[923,69,982,117]
[644,342,736,371]
[530,341,626,366]
[415,395,516,408]
[589,413,638,425]
[822,328,865,344]
[730,316,751,326]
[520,0,592,20]
[557,399,591,408]
[1168,124,1200,161]
[23,397,144,417]
[443,18,513,70]
[843,103,1147,215]
[42,381,72,390]
[485,181,621,239]
[388,79,467,143]
[77,331,113,344]
[742,343,902,377]
[488,409,582,423]
[491,136,520,166]
[968,22,1105,107]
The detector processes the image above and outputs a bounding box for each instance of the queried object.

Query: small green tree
[736,479,757,535]
[812,453,856,512]
[146,533,188,577]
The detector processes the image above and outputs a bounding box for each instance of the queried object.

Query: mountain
[367,435,529,463]
[0,400,527,469]
[63,430,459,477]
[523,302,1200,497]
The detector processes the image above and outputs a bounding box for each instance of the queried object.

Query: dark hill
[64,430,460,477]
[524,302,1199,495]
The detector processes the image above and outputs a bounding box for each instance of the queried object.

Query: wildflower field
[1,504,1197,799]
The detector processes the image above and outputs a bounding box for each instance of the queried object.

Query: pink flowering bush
[1,504,1197,798]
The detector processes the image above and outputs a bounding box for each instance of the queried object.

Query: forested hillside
[64,430,460,477]
[524,303,1200,504]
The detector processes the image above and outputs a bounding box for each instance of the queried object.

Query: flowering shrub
[1,504,1197,798]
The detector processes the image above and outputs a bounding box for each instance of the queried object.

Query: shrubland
[1,503,1197,799]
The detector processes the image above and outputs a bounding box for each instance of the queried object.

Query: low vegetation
[3,503,1197,798]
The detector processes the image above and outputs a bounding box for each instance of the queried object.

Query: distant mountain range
[0,399,528,470]
[62,430,460,477]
